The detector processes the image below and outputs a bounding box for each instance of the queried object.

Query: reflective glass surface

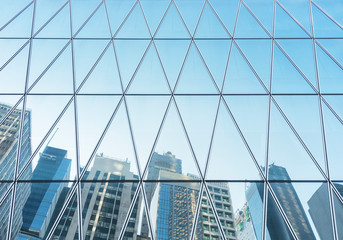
[0,0,342,239]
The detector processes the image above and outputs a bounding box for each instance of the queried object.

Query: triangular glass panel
[243,0,274,35]
[312,3,343,38]
[78,44,122,94]
[209,0,239,36]
[194,2,230,38]
[268,101,324,180]
[73,39,109,90]
[154,1,190,38]
[235,3,269,38]
[316,39,343,66]
[154,39,190,89]
[224,96,269,173]
[0,3,33,38]
[322,99,343,181]
[70,0,102,36]
[223,44,266,94]
[206,100,262,180]
[14,181,75,239]
[33,0,67,36]
[270,182,331,239]
[277,39,316,88]
[77,95,121,170]
[80,101,139,180]
[75,3,111,38]
[22,95,72,173]
[127,44,170,94]
[28,43,74,94]
[332,183,343,240]
[272,43,315,93]
[174,96,218,175]
[313,0,343,27]
[0,0,31,28]
[0,187,12,238]
[140,0,170,36]
[0,100,24,181]
[114,39,151,90]
[244,182,265,240]
[277,0,312,35]
[322,95,343,123]
[115,2,151,38]
[28,39,70,90]
[125,96,170,174]
[173,0,205,36]
[34,1,71,38]
[105,0,136,36]
[139,183,154,238]
[0,43,29,94]
[175,43,219,94]
[19,100,77,181]
[275,2,310,38]
[235,39,272,89]
[146,101,200,180]
[273,95,326,171]
[0,39,28,68]
[265,187,297,240]
[80,180,140,239]
[316,43,343,94]
[195,39,230,89]
[147,180,201,239]
[46,186,80,239]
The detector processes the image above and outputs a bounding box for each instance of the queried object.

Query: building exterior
[17,146,71,239]
[308,183,343,239]
[50,154,141,240]
[235,203,256,240]
[246,164,316,240]
[0,103,32,239]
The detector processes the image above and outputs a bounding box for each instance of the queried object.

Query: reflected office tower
[16,146,71,239]
[246,164,316,240]
[51,154,141,240]
[235,203,256,240]
[150,171,201,239]
[308,183,343,239]
[0,104,32,238]
[141,152,182,237]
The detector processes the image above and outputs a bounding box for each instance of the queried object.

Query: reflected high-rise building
[308,183,343,239]
[235,203,256,240]
[50,154,141,240]
[17,146,71,239]
[0,104,32,239]
[246,164,316,240]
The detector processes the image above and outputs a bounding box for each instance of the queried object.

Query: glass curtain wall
[0,0,342,239]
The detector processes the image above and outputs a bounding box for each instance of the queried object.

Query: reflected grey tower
[17,146,71,239]
[308,183,343,239]
[246,164,316,240]
[0,104,32,239]
[51,154,141,240]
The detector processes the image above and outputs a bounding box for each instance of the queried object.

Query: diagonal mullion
[315,40,343,70]
[321,96,343,125]
[112,0,139,38]
[275,0,313,38]
[311,0,343,30]
[0,182,14,207]
[189,181,204,240]
[206,0,232,37]
[151,0,173,39]
[171,0,193,38]
[0,39,30,71]
[0,1,34,32]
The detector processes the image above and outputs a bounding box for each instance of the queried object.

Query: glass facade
[0,0,342,239]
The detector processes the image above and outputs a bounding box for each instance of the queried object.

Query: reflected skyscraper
[235,203,256,240]
[246,164,316,240]
[0,104,32,239]
[51,154,141,240]
[17,146,71,239]
[308,183,343,239]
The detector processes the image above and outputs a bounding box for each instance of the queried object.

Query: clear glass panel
[208,0,238,36]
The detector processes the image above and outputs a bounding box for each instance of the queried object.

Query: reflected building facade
[235,203,256,240]
[308,183,343,239]
[17,146,71,239]
[51,154,141,240]
[246,164,316,240]
[0,104,32,239]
